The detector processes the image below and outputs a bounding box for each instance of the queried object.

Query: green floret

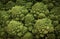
[0,11,9,21]
[46,3,54,10]
[38,13,46,19]
[45,34,55,39]
[25,2,33,9]
[31,2,49,14]
[16,0,27,5]
[55,28,60,39]
[52,20,59,26]
[42,0,53,4]
[0,27,5,37]
[55,24,60,33]
[16,0,35,6]
[48,7,60,27]
[54,0,60,6]
[24,13,34,31]
[9,6,28,21]
[0,11,9,27]
[6,20,27,37]
[5,1,15,10]
[0,2,3,10]
[25,14,34,26]
[31,2,49,19]
[33,18,54,37]
[21,32,33,39]
[49,7,60,21]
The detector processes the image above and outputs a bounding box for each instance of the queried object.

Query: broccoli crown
[31,2,49,15]
[34,18,54,37]
[0,27,5,37]
[0,11,9,21]
[6,20,27,37]
[24,13,34,31]
[16,0,27,5]
[49,7,60,20]
[10,6,28,15]
[5,1,15,10]
[55,24,60,32]
[25,14,34,26]
[9,6,28,21]
[45,34,56,39]
[31,2,49,19]
[0,11,9,27]
[0,0,60,39]
[25,2,33,9]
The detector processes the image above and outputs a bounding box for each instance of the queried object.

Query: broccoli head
[31,2,49,19]
[49,7,60,21]
[45,34,55,39]
[9,6,28,21]
[24,13,34,31]
[55,24,60,33]
[0,11,9,27]
[25,14,34,26]
[5,1,15,10]
[0,0,59,39]
[25,2,33,9]
[6,20,27,37]
[33,18,54,37]
[0,27,5,37]
[16,0,27,5]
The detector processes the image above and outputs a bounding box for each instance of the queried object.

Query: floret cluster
[0,0,60,39]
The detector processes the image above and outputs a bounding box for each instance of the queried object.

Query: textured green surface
[0,0,60,39]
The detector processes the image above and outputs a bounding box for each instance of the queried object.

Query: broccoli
[46,3,54,10]
[5,1,15,10]
[24,13,34,31]
[25,14,34,26]
[6,20,27,37]
[31,2,49,19]
[52,20,59,26]
[33,18,54,37]
[16,0,27,6]
[0,27,5,37]
[0,11,10,27]
[21,32,33,39]
[0,0,60,39]
[25,2,33,9]
[54,0,60,6]
[49,7,60,21]
[45,34,55,39]
[0,2,6,10]
[9,6,28,21]
[55,24,60,33]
